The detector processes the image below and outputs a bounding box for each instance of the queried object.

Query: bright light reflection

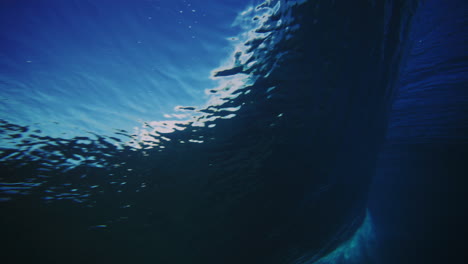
[130,2,280,149]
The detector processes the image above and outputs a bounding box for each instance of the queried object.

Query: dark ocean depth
[1,0,467,263]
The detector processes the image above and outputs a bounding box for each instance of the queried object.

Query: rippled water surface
[1,0,467,263]
[0,0,249,138]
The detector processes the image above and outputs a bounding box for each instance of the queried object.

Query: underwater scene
[1,0,467,263]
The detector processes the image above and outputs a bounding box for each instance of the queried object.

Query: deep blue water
[1,0,467,263]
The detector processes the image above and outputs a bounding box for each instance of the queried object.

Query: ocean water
[0,0,466,263]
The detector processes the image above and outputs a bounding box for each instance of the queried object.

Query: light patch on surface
[129,0,288,149]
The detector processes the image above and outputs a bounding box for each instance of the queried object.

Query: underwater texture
[0,0,466,263]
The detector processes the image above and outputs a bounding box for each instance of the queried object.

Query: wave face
[370,0,468,263]
[2,0,465,263]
